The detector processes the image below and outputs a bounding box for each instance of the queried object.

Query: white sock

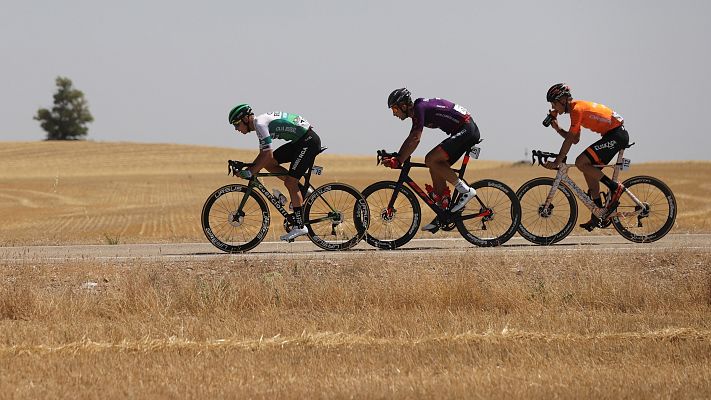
[455,179,471,194]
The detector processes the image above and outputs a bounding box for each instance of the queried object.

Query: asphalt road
[2,234,709,263]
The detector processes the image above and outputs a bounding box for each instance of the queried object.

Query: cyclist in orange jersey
[543,83,629,231]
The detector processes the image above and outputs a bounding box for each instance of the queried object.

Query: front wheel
[303,183,370,251]
[612,176,677,243]
[516,177,578,245]
[455,179,521,247]
[201,184,270,253]
[362,181,421,249]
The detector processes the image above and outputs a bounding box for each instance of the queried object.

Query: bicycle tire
[201,184,270,253]
[303,182,370,251]
[612,175,677,243]
[455,179,521,247]
[516,177,578,245]
[362,181,421,249]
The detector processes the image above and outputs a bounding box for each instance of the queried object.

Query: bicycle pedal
[423,225,440,234]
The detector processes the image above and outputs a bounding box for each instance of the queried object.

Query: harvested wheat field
[1,141,711,398]
[0,141,709,246]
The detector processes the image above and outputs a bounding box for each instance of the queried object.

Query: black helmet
[546,83,571,102]
[388,88,412,108]
[228,103,253,124]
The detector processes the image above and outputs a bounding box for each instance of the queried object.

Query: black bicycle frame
[388,151,492,224]
[233,166,338,226]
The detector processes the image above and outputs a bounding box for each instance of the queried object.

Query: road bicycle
[362,143,521,249]
[517,143,676,244]
[201,152,370,253]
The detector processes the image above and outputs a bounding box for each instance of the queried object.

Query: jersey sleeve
[411,102,425,133]
[568,108,582,135]
[254,118,273,151]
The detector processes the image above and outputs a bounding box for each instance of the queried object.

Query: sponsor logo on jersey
[275,126,298,133]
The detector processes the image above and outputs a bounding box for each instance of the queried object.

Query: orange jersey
[569,100,623,135]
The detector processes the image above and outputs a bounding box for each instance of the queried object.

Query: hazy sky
[1,0,709,161]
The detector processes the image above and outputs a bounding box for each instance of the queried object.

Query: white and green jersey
[254,112,311,151]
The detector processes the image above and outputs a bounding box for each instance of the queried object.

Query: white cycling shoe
[280,226,308,242]
[450,188,477,213]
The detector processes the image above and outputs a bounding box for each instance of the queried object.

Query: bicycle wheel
[201,184,270,253]
[516,177,578,245]
[303,183,370,251]
[455,179,521,247]
[612,176,677,243]
[362,181,421,249]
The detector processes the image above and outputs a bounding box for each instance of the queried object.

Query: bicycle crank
[441,222,456,231]
[282,214,297,233]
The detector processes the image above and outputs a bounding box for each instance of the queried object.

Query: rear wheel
[612,176,676,243]
[362,181,421,249]
[201,184,270,253]
[455,179,521,247]
[516,177,577,245]
[303,183,370,250]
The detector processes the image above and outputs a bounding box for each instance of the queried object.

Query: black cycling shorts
[582,125,629,165]
[273,129,322,179]
[437,120,481,163]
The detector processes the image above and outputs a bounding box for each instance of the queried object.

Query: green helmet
[228,104,253,124]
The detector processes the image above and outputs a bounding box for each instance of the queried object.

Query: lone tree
[34,76,94,140]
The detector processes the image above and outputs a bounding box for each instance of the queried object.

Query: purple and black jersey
[411,98,472,135]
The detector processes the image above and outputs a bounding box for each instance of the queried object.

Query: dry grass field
[0,141,709,246]
[1,142,711,398]
[1,251,710,398]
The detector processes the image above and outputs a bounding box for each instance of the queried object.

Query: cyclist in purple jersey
[411,97,470,134]
[384,88,481,232]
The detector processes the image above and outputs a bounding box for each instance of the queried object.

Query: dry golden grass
[1,250,710,398]
[1,141,709,246]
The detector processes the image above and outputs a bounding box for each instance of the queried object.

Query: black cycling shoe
[580,214,600,232]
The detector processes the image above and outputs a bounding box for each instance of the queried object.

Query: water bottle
[272,189,287,206]
[425,184,436,201]
[425,184,451,209]
[542,112,555,127]
[440,187,451,209]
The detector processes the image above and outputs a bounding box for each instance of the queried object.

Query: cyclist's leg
[578,127,629,228]
[270,142,296,176]
[582,127,629,191]
[284,130,321,208]
[422,146,452,232]
[444,122,480,212]
[576,152,604,200]
[279,131,320,240]
[425,146,453,195]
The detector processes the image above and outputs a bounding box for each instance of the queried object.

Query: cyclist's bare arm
[396,128,423,163]
[546,127,579,169]
[248,148,276,174]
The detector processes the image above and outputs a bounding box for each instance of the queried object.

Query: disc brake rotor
[380,208,395,222]
[228,211,244,227]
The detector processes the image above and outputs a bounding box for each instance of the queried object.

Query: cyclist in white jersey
[228,104,322,241]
